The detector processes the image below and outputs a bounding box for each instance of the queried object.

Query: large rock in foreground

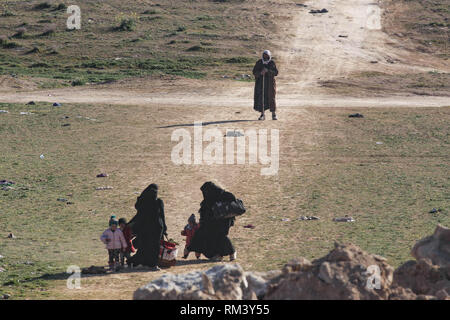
[134,225,449,300]
[411,224,450,267]
[264,243,395,300]
[133,264,280,300]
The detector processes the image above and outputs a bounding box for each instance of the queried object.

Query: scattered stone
[61,116,70,119]
[296,4,308,7]
[0,180,14,186]
[66,201,74,205]
[429,208,442,214]
[95,186,114,190]
[57,198,68,202]
[333,216,355,222]
[96,173,108,178]
[338,35,348,38]
[310,8,328,14]
[370,60,378,64]
[61,123,70,127]
[7,233,15,239]
[27,101,36,105]
[2,294,11,299]
[349,113,364,118]
[298,216,320,221]
[243,224,255,229]
[53,102,62,107]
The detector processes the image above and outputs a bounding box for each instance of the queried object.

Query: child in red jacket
[181,214,200,259]
[119,218,135,267]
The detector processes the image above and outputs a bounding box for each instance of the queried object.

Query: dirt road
[0,0,448,108]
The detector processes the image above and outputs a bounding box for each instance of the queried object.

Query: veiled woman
[187,182,237,262]
[127,183,167,270]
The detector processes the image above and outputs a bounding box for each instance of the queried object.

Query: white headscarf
[262,50,272,65]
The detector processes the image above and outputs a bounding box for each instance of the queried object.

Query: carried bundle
[211,198,246,220]
[158,237,179,268]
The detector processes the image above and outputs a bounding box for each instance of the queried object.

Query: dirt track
[1,0,449,300]
[0,0,449,108]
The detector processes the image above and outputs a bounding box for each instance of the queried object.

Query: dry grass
[0,102,448,299]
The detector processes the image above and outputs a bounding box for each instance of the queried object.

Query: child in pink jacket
[100,218,127,270]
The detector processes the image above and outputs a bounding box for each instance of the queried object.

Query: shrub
[13,27,27,38]
[116,18,136,31]
[56,3,67,11]
[71,79,86,86]
[34,2,52,10]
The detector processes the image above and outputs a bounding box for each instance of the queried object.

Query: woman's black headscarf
[135,183,158,211]
[200,182,224,205]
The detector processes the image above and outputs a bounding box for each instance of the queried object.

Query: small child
[118,218,135,267]
[181,214,200,259]
[100,218,127,271]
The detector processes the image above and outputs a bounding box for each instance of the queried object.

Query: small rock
[7,233,15,239]
[95,186,114,190]
[333,216,355,222]
[243,224,255,229]
[376,141,383,145]
[429,208,441,214]
[53,103,62,107]
[310,8,328,14]
[27,101,36,105]
[61,123,71,127]
[0,180,14,186]
[370,60,378,64]
[96,173,108,178]
[349,113,364,118]
[0,110,9,113]
[57,198,68,202]
[40,154,45,159]
[2,294,11,299]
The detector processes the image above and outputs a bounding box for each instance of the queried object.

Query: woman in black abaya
[127,183,167,270]
[187,182,237,261]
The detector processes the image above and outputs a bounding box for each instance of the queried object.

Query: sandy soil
[2,0,449,300]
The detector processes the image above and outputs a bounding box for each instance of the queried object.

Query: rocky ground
[134,225,449,300]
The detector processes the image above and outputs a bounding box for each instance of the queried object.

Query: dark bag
[211,199,246,220]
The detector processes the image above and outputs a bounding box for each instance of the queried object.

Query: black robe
[253,59,278,113]
[187,182,236,259]
[127,197,167,267]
